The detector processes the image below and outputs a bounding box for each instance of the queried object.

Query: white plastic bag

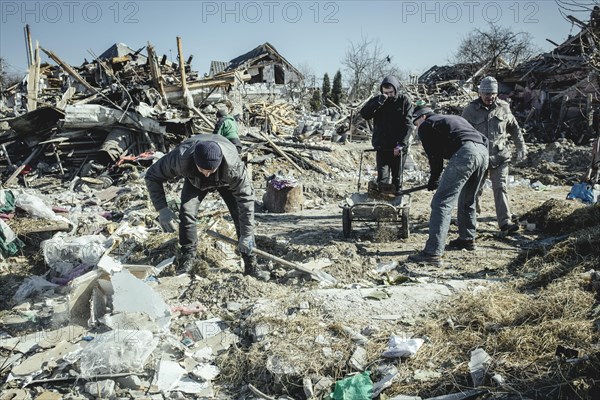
[382,335,424,358]
[42,235,108,270]
[14,190,68,222]
[79,330,157,378]
[12,276,59,303]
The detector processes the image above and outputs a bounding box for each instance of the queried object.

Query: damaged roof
[97,42,148,65]
[225,42,303,79]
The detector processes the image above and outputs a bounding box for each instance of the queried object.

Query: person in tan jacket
[462,76,527,234]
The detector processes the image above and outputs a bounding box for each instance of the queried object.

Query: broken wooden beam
[3,144,46,187]
[256,131,303,172]
[147,42,168,105]
[176,36,188,96]
[41,47,97,93]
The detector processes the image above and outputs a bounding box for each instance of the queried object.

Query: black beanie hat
[412,105,433,123]
[193,141,223,170]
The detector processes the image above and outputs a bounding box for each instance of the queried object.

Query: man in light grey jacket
[145,134,257,275]
[462,76,527,234]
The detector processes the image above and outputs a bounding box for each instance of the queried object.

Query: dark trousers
[179,180,240,255]
[376,149,405,190]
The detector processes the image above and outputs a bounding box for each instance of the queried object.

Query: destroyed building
[0,37,316,185]
[412,8,600,145]
[1,11,600,399]
[211,42,303,85]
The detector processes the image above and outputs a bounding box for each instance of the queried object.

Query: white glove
[238,235,255,255]
[158,207,178,233]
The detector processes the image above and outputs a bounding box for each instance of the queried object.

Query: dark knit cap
[193,141,223,170]
[412,105,433,122]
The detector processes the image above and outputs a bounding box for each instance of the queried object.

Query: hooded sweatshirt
[360,75,414,149]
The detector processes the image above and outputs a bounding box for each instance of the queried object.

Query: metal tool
[397,184,428,195]
[206,230,337,285]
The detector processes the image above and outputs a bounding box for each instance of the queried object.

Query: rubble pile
[2,11,600,400]
[498,10,600,144]
[0,41,239,185]
[410,8,600,145]
[0,180,273,398]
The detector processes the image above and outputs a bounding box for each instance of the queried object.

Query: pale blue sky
[0,0,590,83]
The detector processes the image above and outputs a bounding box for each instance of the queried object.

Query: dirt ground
[1,138,598,399]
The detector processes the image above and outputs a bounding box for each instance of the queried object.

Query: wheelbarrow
[341,149,427,239]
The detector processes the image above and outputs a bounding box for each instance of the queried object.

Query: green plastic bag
[330,371,373,400]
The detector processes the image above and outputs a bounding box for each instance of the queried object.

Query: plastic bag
[566,182,594,204]
[12,276,59,303]
[14,190,66,221]
[42,235,108,270]
[330,371,372,400]
[79,330,158,378]
[382,335,424,358]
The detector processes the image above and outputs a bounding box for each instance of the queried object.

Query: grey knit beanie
[478,76,498,93]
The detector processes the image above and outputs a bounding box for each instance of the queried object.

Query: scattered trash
[78,330,157,378]
[382,336,424,358]
[330,371,372,400]
[468,348,491,387]
[12,276,59,303]
[111,269,172,331]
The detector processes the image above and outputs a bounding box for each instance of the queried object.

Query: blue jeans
[424,142,489,256]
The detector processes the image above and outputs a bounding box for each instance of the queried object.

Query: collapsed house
[211,42,302,88]
[0,37,333,186]
[498,10,600,144]
[410,8,600,145]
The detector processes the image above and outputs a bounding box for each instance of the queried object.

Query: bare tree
[287,62,315,104]
[0,58,6,93]
[342,35,404,101]
[555,0,598,18]
[452,24,539,70]
[0,58,24,96]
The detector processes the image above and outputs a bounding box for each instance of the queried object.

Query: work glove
[158,207,178,233]
[377,94,388,105]
[514,146,528,163]
[427,177,439,191]
[238,235,255,255]
[393,144,403,157]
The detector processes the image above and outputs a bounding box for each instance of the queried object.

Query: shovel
[206,230,338,285]
[398,184,428,195]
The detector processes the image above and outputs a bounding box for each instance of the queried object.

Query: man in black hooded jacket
[360,75,413,193]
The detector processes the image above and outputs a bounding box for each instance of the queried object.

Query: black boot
[242,254,269,280]
[177,252,196,275]
[242,254,258,275]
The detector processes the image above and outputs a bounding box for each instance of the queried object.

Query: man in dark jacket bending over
[145,134,257,276]
[408,106,489,265]
[360,75,413,194]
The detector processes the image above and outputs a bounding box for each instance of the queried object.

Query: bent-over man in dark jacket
[360,75,413,194]
[145,134,258,276]
[408,107,489,266]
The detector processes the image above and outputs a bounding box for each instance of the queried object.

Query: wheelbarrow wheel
[342,207,352,238]
[401,206,410,239]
